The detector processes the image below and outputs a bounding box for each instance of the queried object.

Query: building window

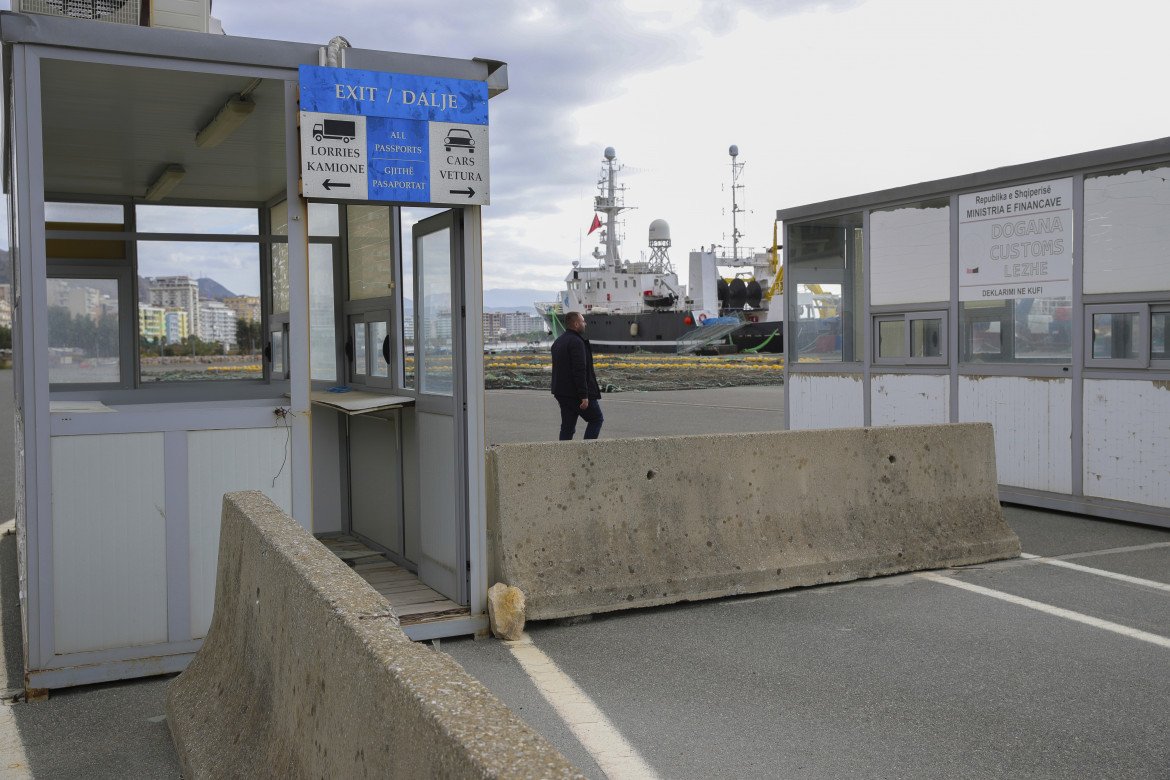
[874,311,947,365]
[787,213,863,363]
[45,201,275,389]
[1153,308,1169,364]
[47,277,122,385]
[1084,303,1168,369]
[959,297,1072,364]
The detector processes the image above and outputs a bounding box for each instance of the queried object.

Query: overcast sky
[11,0,1170,298]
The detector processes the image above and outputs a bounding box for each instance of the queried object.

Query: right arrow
[449,187,475,198]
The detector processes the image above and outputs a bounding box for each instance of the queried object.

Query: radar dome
[604,147,616,160]
[729,144,739,157]
[648,219,671,243]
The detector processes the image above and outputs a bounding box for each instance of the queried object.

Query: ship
[535,146,783,354]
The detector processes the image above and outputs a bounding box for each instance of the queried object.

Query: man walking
[550,311,603,440]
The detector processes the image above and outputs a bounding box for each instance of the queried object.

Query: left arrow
[322,179,352,190]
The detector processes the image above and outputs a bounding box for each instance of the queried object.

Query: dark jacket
[550,329,600,400]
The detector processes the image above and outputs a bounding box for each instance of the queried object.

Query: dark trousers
[556,396,603,440]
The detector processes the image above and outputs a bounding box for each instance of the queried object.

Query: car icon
[444,128,475,152]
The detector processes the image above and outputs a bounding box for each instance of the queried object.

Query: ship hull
[540,309,784,354]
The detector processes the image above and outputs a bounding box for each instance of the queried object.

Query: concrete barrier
[166,491,582,779]
[487,423,1020,620]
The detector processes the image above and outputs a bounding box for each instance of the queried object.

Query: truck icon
[313,119,356,142]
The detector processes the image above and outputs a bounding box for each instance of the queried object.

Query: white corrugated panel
[1084,379,1170,507]
[1083,166,1170,294]
[151,0,209,32]
[870,205,950,306]
[789,373,865,430]
[188,428,293,639]
[871,374,949,426]
[959,376,1072,493]
[51,433,168,655]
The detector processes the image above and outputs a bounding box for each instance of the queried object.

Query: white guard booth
[777,137,1170,530]
[2,9,506,691]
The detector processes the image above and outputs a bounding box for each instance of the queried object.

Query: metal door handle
[382,335,390,363]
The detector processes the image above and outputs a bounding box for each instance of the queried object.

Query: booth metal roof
[775,135,1170,222]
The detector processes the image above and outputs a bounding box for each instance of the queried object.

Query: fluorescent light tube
[195,94,256,148]
[145,165,186,201]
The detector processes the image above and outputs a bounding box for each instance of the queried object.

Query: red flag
[587,214,602,235]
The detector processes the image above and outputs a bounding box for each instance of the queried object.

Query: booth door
[412,210,468,604]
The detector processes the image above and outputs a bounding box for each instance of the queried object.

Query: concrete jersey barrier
[166,491,582,779]
[486,423,1020,619]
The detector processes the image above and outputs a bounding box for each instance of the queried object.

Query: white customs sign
[958,177,1073,301]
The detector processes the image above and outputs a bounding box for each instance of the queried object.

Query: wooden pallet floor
[316,534,469,627]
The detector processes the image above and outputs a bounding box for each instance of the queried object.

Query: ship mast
[595,147,633,273]
[729,144,744,263]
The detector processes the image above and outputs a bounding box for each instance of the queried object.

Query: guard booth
[778,137,1170,530]
[2,9,506,691]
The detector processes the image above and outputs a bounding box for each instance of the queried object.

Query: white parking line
[1019,552,1170,592]
[916,571,1170,650]
[506,633,659,780]
[1056,541,1170,561]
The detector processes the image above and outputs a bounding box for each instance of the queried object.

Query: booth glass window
[136,241,262,381]
[308,203,340,237]
[960,297,1072,364]
[47,277,121,385]
[45,202,123,224]
[45,200,281,389]
[269,201,290,318]
[1083,303,1169,369]
[308,243,337,382]
[786,213,863,363]
[1154,308,1169,364]
[401,249,415,389]
[874,311,946,364]
[418,228,453,395]
[348,206,393,300]
[137,205,258,234]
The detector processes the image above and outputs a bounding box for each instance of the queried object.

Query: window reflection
[1092,312,1139,360]
[419,228,453,395]
[911,318,942,358]
[787,214,863,363]
[1153,312,1168,361]
[960,297,1071,363]
[48,278,120,384]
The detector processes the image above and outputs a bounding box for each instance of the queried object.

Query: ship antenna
[729,145,744,263]
[596,146,633,272]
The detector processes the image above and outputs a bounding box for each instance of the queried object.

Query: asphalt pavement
[1,376,1168,778]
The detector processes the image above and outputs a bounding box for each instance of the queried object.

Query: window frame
[1083,303,1163,370]
[46,262,135,391]
[44,197,282,400]
[873,310,948,366]
[1152,304,1170,369]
